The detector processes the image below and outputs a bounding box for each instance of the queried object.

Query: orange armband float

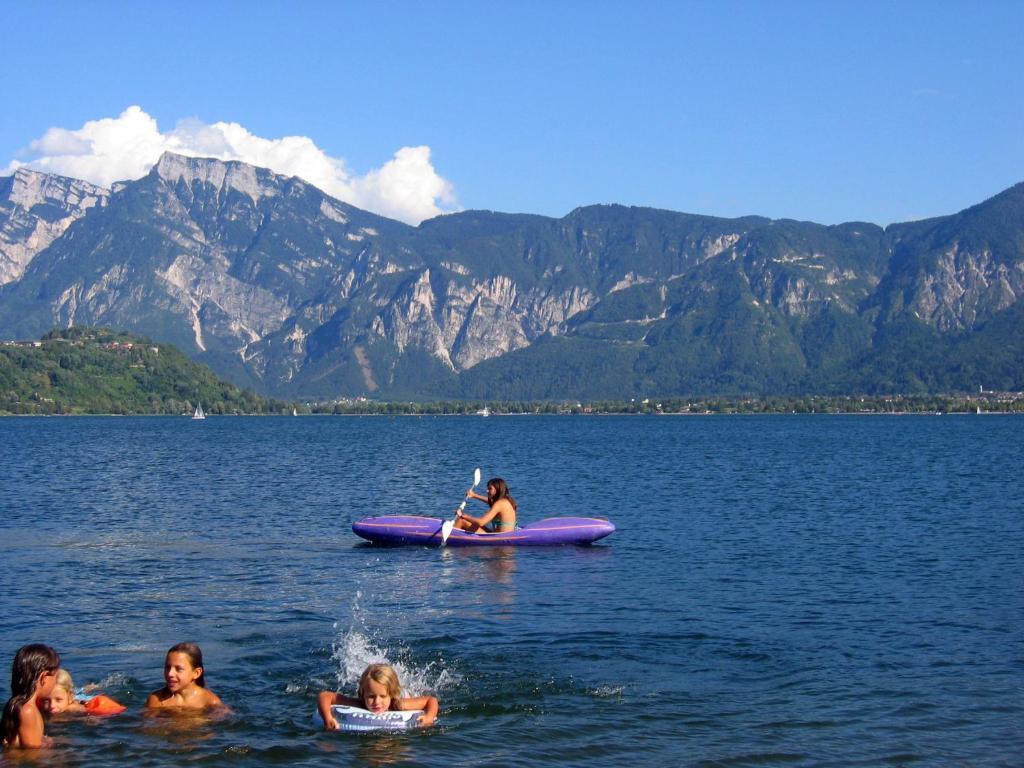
[84,694,127,715]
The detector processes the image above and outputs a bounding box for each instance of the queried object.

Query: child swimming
[43,669,126,716]
[1,643,60,749]
[145,643,225,710]
[317,663,438,729]
[42,669,84,714]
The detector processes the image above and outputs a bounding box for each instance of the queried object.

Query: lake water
[1,415,1021,766]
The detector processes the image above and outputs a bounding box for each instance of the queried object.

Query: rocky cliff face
[0,169,108,285]
[904,243,1022,331]
[0,155,1021,397]
[878,183,1024,333]
[0,154,618,395]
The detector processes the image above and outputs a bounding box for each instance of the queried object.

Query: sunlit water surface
[1,415,1021,766]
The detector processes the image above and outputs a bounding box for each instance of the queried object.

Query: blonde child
[43,669,126,716]
[42,669,84,714]
[1,644,60,749]
[145,642,225,710]
[317,663,438,729]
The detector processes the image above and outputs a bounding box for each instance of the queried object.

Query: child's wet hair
[167,642,206,687]
[1,644,60,744]
[358,664,401,701]
[53,668,75,697]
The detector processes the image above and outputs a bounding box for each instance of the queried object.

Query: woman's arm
[399,695,439,726]
[456,506,499,530]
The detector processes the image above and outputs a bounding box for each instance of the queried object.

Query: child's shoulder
[145,686,224,710]
[17,697,44,719]
[395,695,428,711]
[12,698,45,747]
[199,688,224,708]
[145,686,171,707]
[328,692,362,706]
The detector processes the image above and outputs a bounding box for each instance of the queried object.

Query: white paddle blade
[443,468,481,545]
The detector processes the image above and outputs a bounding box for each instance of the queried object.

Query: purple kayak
[352,515,615,547]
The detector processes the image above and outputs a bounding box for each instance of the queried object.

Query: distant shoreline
[3,408,1020,418]
[6,330,1020,417]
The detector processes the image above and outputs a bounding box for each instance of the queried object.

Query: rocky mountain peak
[152,152,277,204]
[1,159,1022,398]
[0,168,110,285]
[4,167,109,210]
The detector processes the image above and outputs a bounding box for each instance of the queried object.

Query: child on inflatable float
[317,663,438,729]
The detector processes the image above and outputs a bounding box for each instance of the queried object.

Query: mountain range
[1,152,1022,399]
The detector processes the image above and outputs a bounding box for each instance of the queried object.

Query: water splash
[94,671,133,691]
[587,685,625,701]
[329,627,460,698]
[327,591,460,699]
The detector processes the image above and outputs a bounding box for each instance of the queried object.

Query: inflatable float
[72,689,127,716]
[313,704,423,732]
[352,515,615,546]
[83,694,127,715]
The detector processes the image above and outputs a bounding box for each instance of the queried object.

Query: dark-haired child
[1,644,61,748]
[145,642,224,710]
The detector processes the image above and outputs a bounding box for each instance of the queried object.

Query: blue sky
[3,1,1022,225]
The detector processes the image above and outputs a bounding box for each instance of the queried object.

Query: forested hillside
[0,328,288,414]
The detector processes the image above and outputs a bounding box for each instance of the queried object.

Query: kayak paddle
[442,467,481,544]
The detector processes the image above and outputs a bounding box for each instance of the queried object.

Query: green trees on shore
[312,394,1023,415]
[0,328,290,415]
[2,328,1020,416]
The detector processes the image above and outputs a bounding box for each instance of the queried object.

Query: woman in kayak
[454,477,517,533]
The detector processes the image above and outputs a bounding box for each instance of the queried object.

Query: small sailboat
[476,406,491,417]
[192,402,206,420]
[292,407,298,416]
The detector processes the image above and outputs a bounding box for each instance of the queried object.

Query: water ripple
[1,415,1021,765]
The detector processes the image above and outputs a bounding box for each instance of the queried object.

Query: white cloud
[3,105,457,225]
